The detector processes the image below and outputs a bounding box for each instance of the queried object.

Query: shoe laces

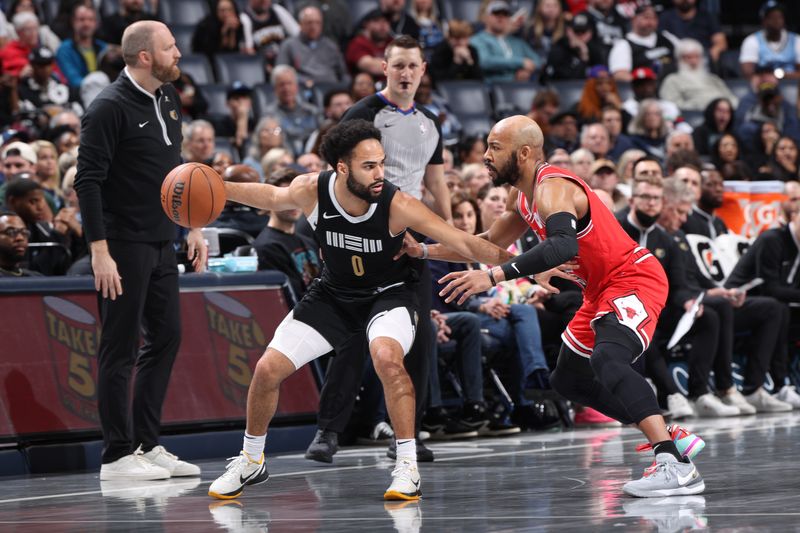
[150,445,178,461]
[130,445,156,469]
[391,460,417,480]
[644,460,675,481]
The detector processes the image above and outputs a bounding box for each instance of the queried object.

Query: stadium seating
[179,55,215,85]
[198,84,231,116]
[214,54,267,86]
[349,0,382,26]
[491,82,539,118]
[173,25,196,57]
[441,0,485,23]
[160,0,208,26]
[457,114,495,137]
[252,83,276,117]
[437,81,493,118]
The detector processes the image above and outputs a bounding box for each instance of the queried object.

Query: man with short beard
[660,38,738,112]
[0,210,41,277]
[681,165,730,239]
[75,21,207,482]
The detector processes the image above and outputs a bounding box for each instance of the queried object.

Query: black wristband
[487,268,497,286]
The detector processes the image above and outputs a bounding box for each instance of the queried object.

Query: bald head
[121,20,166,66]
[491,115,544,153]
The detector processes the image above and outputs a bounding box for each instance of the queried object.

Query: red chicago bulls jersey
[516,163,668,356]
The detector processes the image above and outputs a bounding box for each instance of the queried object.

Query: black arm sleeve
[74,97,122,243]
[499,211,579,281]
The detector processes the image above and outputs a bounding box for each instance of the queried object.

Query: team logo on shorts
[43,296,100,423]
[204,292,266,408]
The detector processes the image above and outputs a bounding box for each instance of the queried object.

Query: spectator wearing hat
[740,1,800,80]
[55,4,107,89]
[380,0,420,41]
[17,47,77,114]
[660,38,737,112]
[429,19,481,83]
[276,5,348,86]
[582,0,627,61]
[0,12,48,77]
[623,66,682,125]
[575,65,623,123]
[659,0,727,64]
[470,0,541,83]
[213,81,257,158]
[0,210,42,277]
[735,67,800,148]
[263,65,319,157]
[608,3,679,82]
[99,0,160,45]
[1,141,36,182]
[588,158,626,210]
[345,9,392,79]
[543,12,605,81]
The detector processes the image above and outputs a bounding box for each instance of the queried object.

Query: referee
[305,35,450,463]
[75,21,206,481]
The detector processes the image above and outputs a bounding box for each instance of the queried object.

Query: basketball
[161,162,227,228]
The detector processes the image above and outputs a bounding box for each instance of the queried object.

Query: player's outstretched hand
[439,270,492,305]
[187,228,209,273]
[394,232,423,260]
[533,266,577,294]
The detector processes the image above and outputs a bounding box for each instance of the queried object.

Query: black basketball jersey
[308,170,412,295]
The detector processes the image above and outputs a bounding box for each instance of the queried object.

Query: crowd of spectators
[3,0,800,442]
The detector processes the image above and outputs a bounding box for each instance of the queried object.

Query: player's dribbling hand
[533,267,576,294]
[438,270,492,305]
[394,232,423,260]
[91,245,122,300]
[187,229,209,273]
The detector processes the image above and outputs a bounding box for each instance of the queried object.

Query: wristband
[420,242,429,259]
[487,268,497,286]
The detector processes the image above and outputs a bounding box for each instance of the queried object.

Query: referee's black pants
[97,240,181,464]
[316,262,433,435]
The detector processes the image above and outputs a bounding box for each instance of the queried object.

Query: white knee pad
[267,311,334,369]
[367,307,416,355]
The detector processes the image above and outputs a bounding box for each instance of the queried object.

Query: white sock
[396,438,416,464]
[243,432,266,461]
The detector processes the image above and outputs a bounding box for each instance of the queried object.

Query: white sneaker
[692,393,739,418]
[143,445,201,477]
[100,447,171,481]
[744,387,793,413]
[384,460,421,501]
[721,389,757,415]
[209,500,271,532]
[208,452,269,500]
[384,500,422,533]
[666,393,694,419]
[775,385,800,409]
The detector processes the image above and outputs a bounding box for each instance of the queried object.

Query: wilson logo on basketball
[204,292,266,408]
[43,296,100,423]
[170,181,185,223]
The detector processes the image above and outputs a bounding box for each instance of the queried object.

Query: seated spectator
[276,5,348,86]
[616,148,647,185]
[264,65,320,156]
[350,71,376,102]
[623,67,682,125]
[211,150,233,175]
[602,105,635,161]
[182,119,216,164]
[608,3,678,81]
[253,167,319,296]
[461,163,492,199]
[79,44,124,108]
[580,122,610,160]
[413,73,461,146]
[305,88,353,154]
[660,38,738,112]
[172,72,208,122]
[582,0,627,61]
[659,0,727,64]
[665,130,696,161]
[524,0,566,61]
[3,0,60,52]
[739,1,800,80]
[575,66,623,123]
[17,47,77,115]
[242,0,299,70]
[547,147,573,171]
[345,9,391,80]
[744,120,780,172]
[98,0,158,45]
[544,12,606,81]
[49,124,78,155]
[0,209,41,277]
[569,147,595,181]
[476,183,507,231]
[381,0,420,40]
[710,133,745,173]
[429,19,481,83]
[1,140,36,183]
[588,158,625,209]
[470,1,541,83]
[457,135,486,167]
[681,166,728,239]
[193,0,251,58]
[549,110,579,152]
[243,115,287,179]
[410,0,445,53]
[297,152,323,172]
[735,68,800,148]
[55,4,106,89]
[628,99,669,160]
[767,136,800,181]
[293,0,350,49]
[526,89,559,138]
[260,146,294,180]
[214,81,257,158]
[49,107,80,135]
[211,163,269,238]
[0,12,43,77]
[31,140,61,208]
[692,97,735,156]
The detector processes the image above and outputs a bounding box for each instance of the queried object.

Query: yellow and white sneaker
[208,451,269,500]
[384,460,421,501]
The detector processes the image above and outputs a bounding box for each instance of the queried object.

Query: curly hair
[319,119,382,169]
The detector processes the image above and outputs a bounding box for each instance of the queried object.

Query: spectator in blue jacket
[470,1,541,83]
[55,4,107,88]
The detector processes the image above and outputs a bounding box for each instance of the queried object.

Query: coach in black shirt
[75,21,206,481]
